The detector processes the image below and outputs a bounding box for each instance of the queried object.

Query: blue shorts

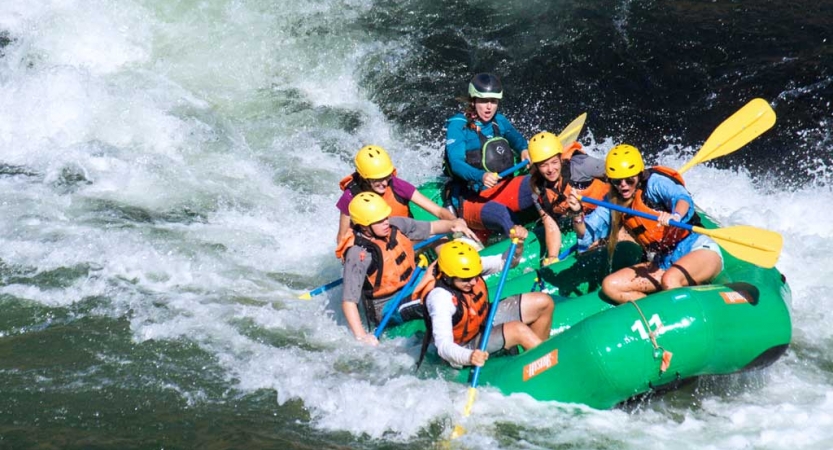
[656,233,724,270]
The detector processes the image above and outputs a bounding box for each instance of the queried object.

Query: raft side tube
[458,282,791,409]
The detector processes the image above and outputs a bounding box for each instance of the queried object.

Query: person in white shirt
[416,231,554,367]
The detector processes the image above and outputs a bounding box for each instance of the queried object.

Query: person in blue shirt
[566,144,724,303]
[444,73,535,239]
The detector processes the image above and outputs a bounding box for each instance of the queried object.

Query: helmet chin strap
[359,224,376,238]
[363,224,388,241]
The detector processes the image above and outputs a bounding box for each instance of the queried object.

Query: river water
[1,0,831,448]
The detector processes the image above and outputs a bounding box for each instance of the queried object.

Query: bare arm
[336,213,351,243]
[428,218,480,242]
[410,191,456,220]
[658,199,691,226]
[342,301,378,346]
[341,247,379,345]
[520,149,531,168]
[566,191,587,237]
[531,192,559,264]
[541,214,562,265]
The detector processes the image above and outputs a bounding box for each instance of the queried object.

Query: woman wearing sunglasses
[414,233,554,368]
[336,145,455,243]
[566,144,723,304]
[527,130,609,266]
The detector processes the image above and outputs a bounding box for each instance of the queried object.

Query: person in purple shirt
[336,145,455,243]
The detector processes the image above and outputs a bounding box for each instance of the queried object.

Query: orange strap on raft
[629,301,673,374]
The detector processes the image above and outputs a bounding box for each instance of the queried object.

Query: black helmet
[468,73,503,99]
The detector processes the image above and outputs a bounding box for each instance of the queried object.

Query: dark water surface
[1,0,831,448]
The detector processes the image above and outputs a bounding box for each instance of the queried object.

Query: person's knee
[503,321,540,349]
[532,293,554,314]
[660,272,682,290]
[601,275,621,299]
[660,277,677,291]
[521,293,553,320]
[661,264,695,290]
[480,202,514,235]
[501,321,524,347]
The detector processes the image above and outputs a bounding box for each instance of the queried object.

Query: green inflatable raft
[389,179,791,409]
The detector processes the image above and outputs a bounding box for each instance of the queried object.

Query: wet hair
[455,95,477,121]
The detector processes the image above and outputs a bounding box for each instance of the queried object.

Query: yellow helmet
[437,240,483,279]
[354,145,395,180]
[605,144,645,179]
[528,131,563,164]
[348,192,392,226]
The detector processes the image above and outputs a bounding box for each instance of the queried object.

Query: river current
[1,0,832,448]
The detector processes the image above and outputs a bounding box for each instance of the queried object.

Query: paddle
[298,233,446,299]
[451,237,519,439]
[496,112,589,179]
[497,160,529,178]
[373,255,429,338]
[298,278,343,300]
[577,196,783,268]
[574,98,781,267]
[557,112,587,147]
[678,98,776,174]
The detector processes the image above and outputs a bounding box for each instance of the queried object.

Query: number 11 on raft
[631,314,664,340]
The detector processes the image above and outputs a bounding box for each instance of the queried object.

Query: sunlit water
[1,0,831,448]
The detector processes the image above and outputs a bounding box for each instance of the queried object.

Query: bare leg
[520,292,554,341]
[502,321,542,351]
[601,262,664,304]
[542,215,562,263]
[661,249,722,290]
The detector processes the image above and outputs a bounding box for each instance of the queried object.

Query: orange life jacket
[622,166,699,253]
[560,141,584,161]
[415,267,490,345]
[537,178,610,218]
[339,170,412,218]
[334,225,415,310]
[536,143,610,218]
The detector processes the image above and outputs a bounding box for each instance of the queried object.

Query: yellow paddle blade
[450,387,478,439]
[461,387,477,417]
[558,112,587,147]
[297,292,312,300]
[679,98,776,174]
[692,225,783,269]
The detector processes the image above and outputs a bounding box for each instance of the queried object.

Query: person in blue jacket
[444,73,535,239]
[566,144,724,303]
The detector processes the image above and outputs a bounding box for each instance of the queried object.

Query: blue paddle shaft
[497,160,529,179]
[579,197,692,231]
[558,244,577,260]
[469,240,518,389]
[308,278,343,297]
[373,264,426,338]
